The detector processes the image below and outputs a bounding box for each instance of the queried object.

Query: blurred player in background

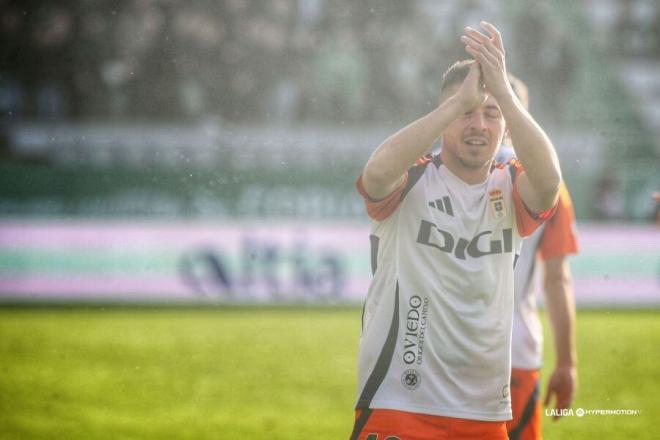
[350,22,562,440]
[498,77,579,440]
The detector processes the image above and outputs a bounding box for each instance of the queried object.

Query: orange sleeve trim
[510,160,558,237]
[414,155,432,166]
[538,183,579,260]
[356,172,409,221]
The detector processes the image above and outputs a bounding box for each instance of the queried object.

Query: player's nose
[469,110,487,131]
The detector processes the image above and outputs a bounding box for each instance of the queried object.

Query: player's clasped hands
[460,21,512,101]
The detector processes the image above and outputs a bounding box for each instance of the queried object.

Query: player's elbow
[363,163,387,187]
[537,185,561,212]
[524,187,559,214]
[534,155,562,192]
[547,161,563,194]
[534,172,562,212]
[542,162,562,192]
[362,164,399,200]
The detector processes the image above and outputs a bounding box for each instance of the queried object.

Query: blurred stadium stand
[0,0,658,305]
[0,0,658,221]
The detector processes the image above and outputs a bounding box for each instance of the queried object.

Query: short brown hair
[440,59,475,96]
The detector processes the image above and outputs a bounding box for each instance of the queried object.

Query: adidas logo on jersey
[416,219,513,260]
[428,196,454,216]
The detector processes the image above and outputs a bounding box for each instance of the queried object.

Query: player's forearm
[362,97,464,200]
[497,91,562,207]
[544,262,577,367]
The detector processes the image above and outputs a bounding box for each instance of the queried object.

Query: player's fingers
[462,35,497,62]
[557,389,574,409]
[464,43,479,57]
[464,45,493,71]
[464,26,490,45]
[482,38,504,63]
[465,27,503,62]
[462,39,496,68]
[481,21,504,51]
[461,34,482,48]
[478,43,502,71]
[462,34,500,63]
[557,398,571,410]
[543,383,555,407]
[556,399,571,413]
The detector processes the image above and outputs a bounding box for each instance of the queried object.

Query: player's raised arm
[361,62,485,201]
[462,21,561,213]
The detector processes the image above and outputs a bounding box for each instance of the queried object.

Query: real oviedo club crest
[489,189,506,220]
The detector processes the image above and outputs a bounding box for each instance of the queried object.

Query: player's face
[442,87,506,170]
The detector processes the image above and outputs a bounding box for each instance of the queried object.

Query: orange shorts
[350,408,509,440]
[506,368,542,440]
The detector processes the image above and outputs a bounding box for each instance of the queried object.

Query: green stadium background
[1,1,659,439]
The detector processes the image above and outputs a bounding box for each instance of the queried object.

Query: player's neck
[441,153,491,185]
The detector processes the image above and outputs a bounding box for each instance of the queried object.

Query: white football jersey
[355,155,549,421]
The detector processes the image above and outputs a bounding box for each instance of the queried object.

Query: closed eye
[485,107,501,118]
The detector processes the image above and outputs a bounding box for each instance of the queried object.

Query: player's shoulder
[412,153,443,169]
[504,158,523,169]
[408,153,442,181]
[498,158,524,183]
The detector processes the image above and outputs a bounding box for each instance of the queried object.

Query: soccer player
[350,22,562,439]
[497,77,579,440]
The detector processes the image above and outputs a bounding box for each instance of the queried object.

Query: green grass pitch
[0,307,658,439]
